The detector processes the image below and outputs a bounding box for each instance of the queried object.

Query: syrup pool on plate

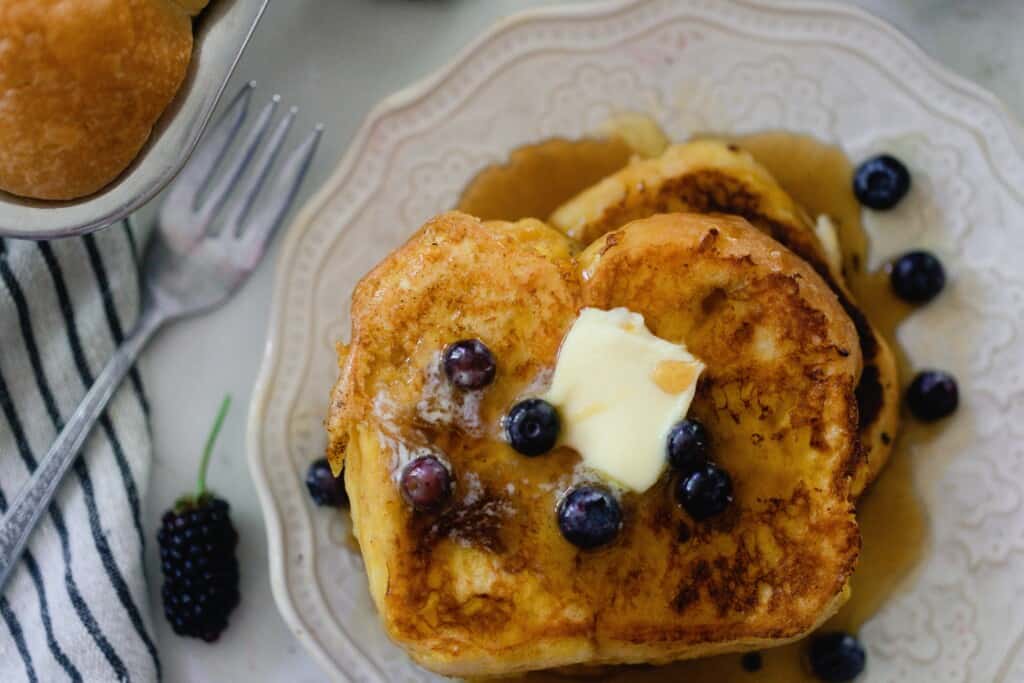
[459,123,931,682]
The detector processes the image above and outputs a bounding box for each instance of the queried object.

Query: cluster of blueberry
[305,340,498,512]
[396,340,497,511]
[443,339,629,550]
[667,419,733,521]
[853,154,959,425]
[445,338,735,550]
[503,394,626,550]
[306,337,740,550]
[779,154,961,683]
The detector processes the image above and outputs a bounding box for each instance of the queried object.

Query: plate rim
[246,0,1024,679]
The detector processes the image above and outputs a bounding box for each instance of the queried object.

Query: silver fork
[0,83,322,590]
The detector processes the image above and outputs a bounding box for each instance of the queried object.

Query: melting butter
[652,360,698,394]
[544,308,704,492]
[814,214,843,274]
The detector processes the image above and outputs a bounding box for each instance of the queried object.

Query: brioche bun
[0,0,198,200]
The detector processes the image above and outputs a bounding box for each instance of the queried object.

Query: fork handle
[0,307,164,591]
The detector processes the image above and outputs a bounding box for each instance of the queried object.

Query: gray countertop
[140,1,1024,680]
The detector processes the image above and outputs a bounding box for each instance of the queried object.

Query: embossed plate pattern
[247,1,1024,680]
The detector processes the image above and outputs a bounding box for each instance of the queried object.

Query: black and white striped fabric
[0,221,160,682]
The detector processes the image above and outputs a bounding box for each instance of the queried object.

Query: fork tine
[163,81,254,220]
[195,95,281,233]
[237,124,324,268]
[222,105,297,235]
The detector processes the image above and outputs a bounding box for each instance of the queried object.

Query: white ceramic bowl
[248,1,1024,680]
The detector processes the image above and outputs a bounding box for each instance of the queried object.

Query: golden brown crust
[0,0,194,200]
[550,140,899,497]
[328,211,861,677]
[325,213,580,472]
[550,141,816,254]
[578,215,862,665]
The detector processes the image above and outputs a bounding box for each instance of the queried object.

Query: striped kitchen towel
[0,220,160,682]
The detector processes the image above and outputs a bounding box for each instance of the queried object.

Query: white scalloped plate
[247,1,1024,680]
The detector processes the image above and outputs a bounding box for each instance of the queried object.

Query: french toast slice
[550,140,899,496]
[326,211,861,677]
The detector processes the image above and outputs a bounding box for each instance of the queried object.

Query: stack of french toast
[325,136,899,677]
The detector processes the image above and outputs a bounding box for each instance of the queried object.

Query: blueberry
[808,631,866,682]
[505,398,560,456]
[853,154,911,210]
[740,651,763,672]
[676,464,733,521]
[890,250,946,304]
[557,486,622,549]
[305,458,348,507]
[906,370,958,421]
[443,339,496,390]
[666,419,709,473]
[399,454,452,511]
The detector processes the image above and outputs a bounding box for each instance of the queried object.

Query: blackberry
[158,396,240,642]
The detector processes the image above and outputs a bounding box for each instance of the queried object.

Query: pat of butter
[544,308,704,492]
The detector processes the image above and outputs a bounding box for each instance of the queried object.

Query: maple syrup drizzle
[458,137,634,222]
[459,129,929,682]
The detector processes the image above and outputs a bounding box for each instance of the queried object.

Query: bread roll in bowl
[0,0,206,200]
